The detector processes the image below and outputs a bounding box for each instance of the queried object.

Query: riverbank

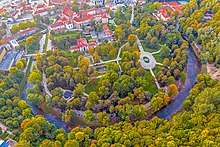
[154,43,201,120]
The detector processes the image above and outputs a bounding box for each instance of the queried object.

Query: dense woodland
[1,0,220,146]
[180,0,220,66]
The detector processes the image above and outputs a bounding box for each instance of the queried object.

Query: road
[130,4,134,25]
[39,34,46,54]
[6,24,12,37]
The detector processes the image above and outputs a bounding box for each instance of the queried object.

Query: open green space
[85,80,99,94]
[153,52,163,63]
[52,31,82,40]
[0,132,8,140]
[141,41,159,53]
[144,71,158,94]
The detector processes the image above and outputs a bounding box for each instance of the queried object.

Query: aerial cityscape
[0,0,220,146]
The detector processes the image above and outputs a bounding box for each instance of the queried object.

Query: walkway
[136,36,161,89]
[42,71,52,97]
[39,34,46,54]
[130,4,134,25]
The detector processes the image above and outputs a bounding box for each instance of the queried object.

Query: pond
[143,56,150,63]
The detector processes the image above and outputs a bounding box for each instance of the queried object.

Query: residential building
[49,21,65,32]
[153,2,183,21]
[0,27,37,43]
[92,0,105,6]
[70,38,97,52]
[0,48,7,62]
[9,40,19,49]
[103,24,112,37]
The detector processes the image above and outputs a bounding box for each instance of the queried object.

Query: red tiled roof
[158,8,170,18]
[173,5,182,11]
[1,27,37,42]
[88,42,96,47]
[63,5,74,17]
[23,5,33,11]
[103,24,112,37]
[0,8,6,14]
[50,21,65,28]
[36,4,45,9]
[74,15,93,22]
[77,38,88,47]
[51,0,67,4]
[34,8,48,15]
[102,13,107,18]
[167,2,179,6]
[71,45,80,50]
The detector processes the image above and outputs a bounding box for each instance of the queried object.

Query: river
[22,44,200,132]
[21,60,71,132]
[155,46,200,119]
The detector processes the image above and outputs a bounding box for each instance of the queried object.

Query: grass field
[52,31,82,40]
[85,80,99,94]
[144,70,158,94]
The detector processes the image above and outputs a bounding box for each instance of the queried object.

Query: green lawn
[140,41,160,53]
[52,31,82,40]
[0,132,8,140]
[85,80,99,94]
[153,52,163,63]
[144,71,158,94]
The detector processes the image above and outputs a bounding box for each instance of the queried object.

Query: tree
[97,112,110,126]
[150,37,159,48]
[28,70,42,84]
[188,34,194,43]
[114,25,125,40]
[88,92,99,105]
[64,140,79,147]
[18,100,29,110]
[74,83,85,97]
[150,96,164,111]
[84,110,94,121]
[128,34,137,46]
[160,45,170,59]
[132,104,147,118]
[168,84,178,98]
[62,110,76,124]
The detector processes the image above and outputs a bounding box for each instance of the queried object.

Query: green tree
[84,110,94,121]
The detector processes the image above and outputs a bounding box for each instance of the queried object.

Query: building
[70,38,97,52]
[103,24,112,37]
[92,0,105,6]
[0,27,38,43]
[49,21,65,31]
[153,2,184,21]
[0,48,7,62]
[9,40,19,49]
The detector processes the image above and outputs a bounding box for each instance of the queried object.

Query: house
[9,40,19,49]
[70,38,97,52]
[51,0,68,4]
[61,5,76,21]
[32,3,49,16]
[92,0,105,6]
[73,8,107,29]
[33,8,48,16]
[0,48,7,62]
[22,5,33,13]
[102,13,108,24]
[103,24,112,37]
[153,2,184,21]
[49,21,65,31]
[1,27,38,43]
